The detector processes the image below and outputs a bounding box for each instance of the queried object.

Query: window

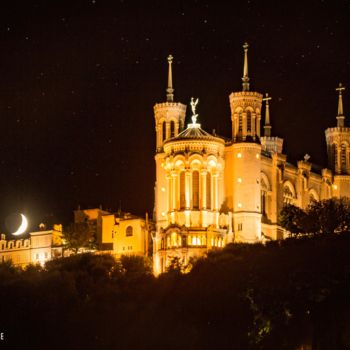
[261,178,268,215]
[126,226,133,237]
[247,111,252,133]
[283,186,294,205]
[170,121,175,138]
[162,121,166,141]
[35,253,39,260]
[238,223,243,231]
[238,113,243,133]
[341,143,347,172]
[206,172,211,209]
[180,171,186,209]
[192,171,199,209]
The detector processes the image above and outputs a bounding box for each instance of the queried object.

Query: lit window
[238,223,243,231]
[206,172,211,209]
[126,226,133,237]
[192,171,199,209]
[192,236,197,245]
[162,121,166,141]
[180,172,186,209]
[170,121,175,138]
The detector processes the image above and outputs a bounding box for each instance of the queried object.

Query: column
[243,112,247,138]
[256,115,261,137]
[213,173,219,211]
[201,170,207,209]
[252,113,256,136]
[166,122,170,140]
[172,171,177,210]
[166,174,172,212]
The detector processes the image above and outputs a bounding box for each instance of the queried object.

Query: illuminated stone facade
[0,229,62,267]
[74,208,151,257]
[153,46,350,274]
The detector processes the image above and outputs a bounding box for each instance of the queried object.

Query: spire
[263,93,272,137]
[166,54,174,102]
[336,83,345,127]
[242,42,250,91]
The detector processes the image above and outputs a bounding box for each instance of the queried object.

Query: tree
[307,198,350,235]
[280,198,350,236]
[63,222,96,254]
[279,204,308,236]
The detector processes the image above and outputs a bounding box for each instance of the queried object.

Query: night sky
[0,0,349,231]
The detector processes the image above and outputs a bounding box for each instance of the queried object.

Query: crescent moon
[12,214,28,236]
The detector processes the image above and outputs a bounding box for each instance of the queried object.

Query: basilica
[153,43,350,274]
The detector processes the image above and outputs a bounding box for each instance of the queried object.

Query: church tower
[325,83,350,197]
[226,43,263,243]
[154,55,187,152]
[154,56,187,235]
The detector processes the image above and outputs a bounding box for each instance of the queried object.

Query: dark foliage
[280,198,350,236]
[3,236,350,349]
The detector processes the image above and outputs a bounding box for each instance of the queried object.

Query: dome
[164,124,224,144]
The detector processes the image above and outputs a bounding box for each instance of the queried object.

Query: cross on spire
[336,83,345,127]
[263,93,272,137]
[166,54,174,102]
[242,42,250,91]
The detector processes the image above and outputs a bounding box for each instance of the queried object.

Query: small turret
[260,93,284,154]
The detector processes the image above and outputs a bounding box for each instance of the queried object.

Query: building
[0,227,62,267]
[153,44,350,274]
[74,208,151,257]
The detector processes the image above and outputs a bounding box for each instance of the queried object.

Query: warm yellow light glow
[333,184,338,190]
[237,153,242,158]
[237,202,242,208]
[161,212,166,217]
[237,177,242,183]
[161,187,166,192]
[256,153,260,159]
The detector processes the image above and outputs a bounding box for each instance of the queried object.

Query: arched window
[238,112,243,133]
[162,121,166,141]
[247,111,252,133]
[126,226,133,237]
[261,178,268,215]
[192,171,199,209]
[283,185,294,205]
[206,172,211,209]
[341,143,347,172]
[180,171,186,209]
[170,121,175,138]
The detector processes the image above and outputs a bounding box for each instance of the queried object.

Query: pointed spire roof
[166,54,174,102]
[336,83,345,127]
[242,42,250,91]
[263,93,272,137]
